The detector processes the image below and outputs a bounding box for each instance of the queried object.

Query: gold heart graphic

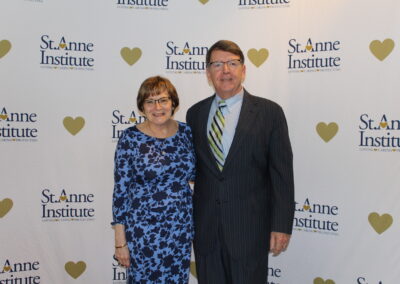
[59,195,67,201]
[120,47,142,66]
[368,212,393,234]
[129,117,137,123]
[65,261,86,279]
[3,265,11,272]
[316,122,338,142]
[199,0,209,4]
[306,45,313,51]
[59,43,66,49]
[369,39,395,61]
[63,116,85,136]
[303,205,310,211]
[0,114,8,120]
[183,48,190,54]
[190,261,197,278]
[380,122,387,128]
[314,277,335,284]
[0,198,13,218]
[0,40,12,59]
[247,48,269,67]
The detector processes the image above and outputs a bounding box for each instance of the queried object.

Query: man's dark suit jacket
[186,89,295,260]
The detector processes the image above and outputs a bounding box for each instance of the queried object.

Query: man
[186,40,295,284]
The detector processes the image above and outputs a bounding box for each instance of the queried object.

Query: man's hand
[269,232,291,256]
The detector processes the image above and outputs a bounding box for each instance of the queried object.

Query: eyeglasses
[208,59,242,70]
[144,97,171,107]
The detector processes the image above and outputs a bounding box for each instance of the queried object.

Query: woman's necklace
[144,120,176,139]
[143,120,177,156]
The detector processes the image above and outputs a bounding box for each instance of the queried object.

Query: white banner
[1,0,399,283]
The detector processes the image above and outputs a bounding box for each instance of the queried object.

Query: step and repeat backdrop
[1,0,399,283]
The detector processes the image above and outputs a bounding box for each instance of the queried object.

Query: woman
[112,76,195,283]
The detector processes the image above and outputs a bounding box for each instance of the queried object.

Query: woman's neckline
[135,120,180,140]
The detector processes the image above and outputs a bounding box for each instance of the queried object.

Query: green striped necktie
[208,100,227,171]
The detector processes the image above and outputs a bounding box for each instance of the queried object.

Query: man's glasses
[208,59,242,70]
[144,97,171,107]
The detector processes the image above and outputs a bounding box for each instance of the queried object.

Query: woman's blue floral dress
[112,121,195,284]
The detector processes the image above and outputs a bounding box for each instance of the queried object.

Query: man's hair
[206,40,245,65]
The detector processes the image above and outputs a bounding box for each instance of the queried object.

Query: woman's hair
[137,76,179,115]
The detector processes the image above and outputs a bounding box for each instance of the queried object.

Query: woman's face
[142,90,173,126]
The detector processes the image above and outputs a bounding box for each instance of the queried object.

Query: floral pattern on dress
[113,121,195,284]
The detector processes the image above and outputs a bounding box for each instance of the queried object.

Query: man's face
[206,50,246,99]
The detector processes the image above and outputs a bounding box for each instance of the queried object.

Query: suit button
[216,199,221,205]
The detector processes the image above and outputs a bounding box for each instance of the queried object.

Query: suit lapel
[223,91,259,169]
[197,96,222,175]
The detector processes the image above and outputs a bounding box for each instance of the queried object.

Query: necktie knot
[218,100,227,109]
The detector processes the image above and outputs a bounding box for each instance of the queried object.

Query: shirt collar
[215,89,244,111]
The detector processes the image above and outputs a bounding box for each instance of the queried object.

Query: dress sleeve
[112,130,134,226]
[186,124,196,182]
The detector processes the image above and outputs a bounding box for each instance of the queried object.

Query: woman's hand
[114,224,130,268]
[115,245,130,268]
